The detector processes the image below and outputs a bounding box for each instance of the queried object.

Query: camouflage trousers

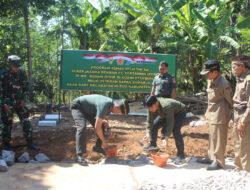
[1,104,33,144]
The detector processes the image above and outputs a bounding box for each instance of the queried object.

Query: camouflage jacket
[0,67,29,106]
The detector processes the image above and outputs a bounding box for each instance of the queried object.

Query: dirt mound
[0,112,234,164]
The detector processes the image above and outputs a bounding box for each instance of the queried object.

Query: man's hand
[102,141,108,148]
[143,133,150,142]
[4,105,11,114]
[228,119,234,128]
[162,136,169,147]
[103,120,112,137]
[237,123,246,137]
[95,117,108,148]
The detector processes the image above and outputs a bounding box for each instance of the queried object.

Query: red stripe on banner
[96,54,109,58]
[134,55,156,60]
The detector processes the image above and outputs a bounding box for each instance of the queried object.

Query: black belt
[234,104,247,112]
[156,95,171,98]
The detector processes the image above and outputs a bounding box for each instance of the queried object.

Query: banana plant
[102,0,167,53]
[62,0,111,50]
[192,0,239,59]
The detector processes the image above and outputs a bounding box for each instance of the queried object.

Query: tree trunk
[23,7,32,99]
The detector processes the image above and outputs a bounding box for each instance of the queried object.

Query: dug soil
[0,111,234,164]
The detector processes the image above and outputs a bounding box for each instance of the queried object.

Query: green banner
[61,50,176,93]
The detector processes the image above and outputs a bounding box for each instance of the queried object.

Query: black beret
[145,95,157,107]
[200,60,220,75]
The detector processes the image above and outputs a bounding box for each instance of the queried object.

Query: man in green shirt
[71,94,129,166]
[143,95,186,164]
[151,61,177,99]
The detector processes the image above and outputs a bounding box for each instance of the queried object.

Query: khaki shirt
[233,70,250,124]
[205,75,233,124]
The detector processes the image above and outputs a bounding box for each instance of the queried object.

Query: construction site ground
[0,102,243,190]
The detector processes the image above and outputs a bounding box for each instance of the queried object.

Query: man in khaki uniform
[198,60,233,170]
[231,55,250,172]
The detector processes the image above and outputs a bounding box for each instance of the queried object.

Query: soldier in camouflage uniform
[0,55,39,151]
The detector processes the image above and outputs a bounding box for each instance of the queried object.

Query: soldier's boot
[3,142,13,151]
[27,139,40,151]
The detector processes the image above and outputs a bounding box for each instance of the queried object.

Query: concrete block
[38,120,57,127]
[45,114,61,120]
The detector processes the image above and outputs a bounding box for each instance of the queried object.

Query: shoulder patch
[172,77,176,83]
[247,75,250,81]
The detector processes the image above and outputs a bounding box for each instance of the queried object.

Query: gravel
[138,170,250,190]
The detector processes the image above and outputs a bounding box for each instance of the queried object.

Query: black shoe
[27,139,40,151]
[76,155,88,166]
[206,162,222,171]
[92,146,106,156]
[3,143,13,151]
[197,158,212,164]
[143,143,159,151]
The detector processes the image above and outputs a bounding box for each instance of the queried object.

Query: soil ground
[0,102,234,164]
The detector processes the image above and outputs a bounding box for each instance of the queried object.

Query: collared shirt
[233,70,250,124]
[146,98,185,137]
[205,75,233,124]
[152,73,176,97]
[77,94,114,119]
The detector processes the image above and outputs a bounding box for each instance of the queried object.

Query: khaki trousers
[233,122,250,172]
[208,124,228,168]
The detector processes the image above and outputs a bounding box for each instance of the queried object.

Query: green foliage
[0,0,249,104]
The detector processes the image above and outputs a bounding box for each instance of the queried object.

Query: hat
[230,55,249,67]
[119,99,130,115]
[144,95,157,107]
[7,55,22,67]
[200,60,220,75]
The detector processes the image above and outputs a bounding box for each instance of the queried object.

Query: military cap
[7,55,22,67]
[200,60,220,75]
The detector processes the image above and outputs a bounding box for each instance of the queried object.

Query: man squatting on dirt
[197,60,233,170]
[143,95,186,165]
[70,94,129,166]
